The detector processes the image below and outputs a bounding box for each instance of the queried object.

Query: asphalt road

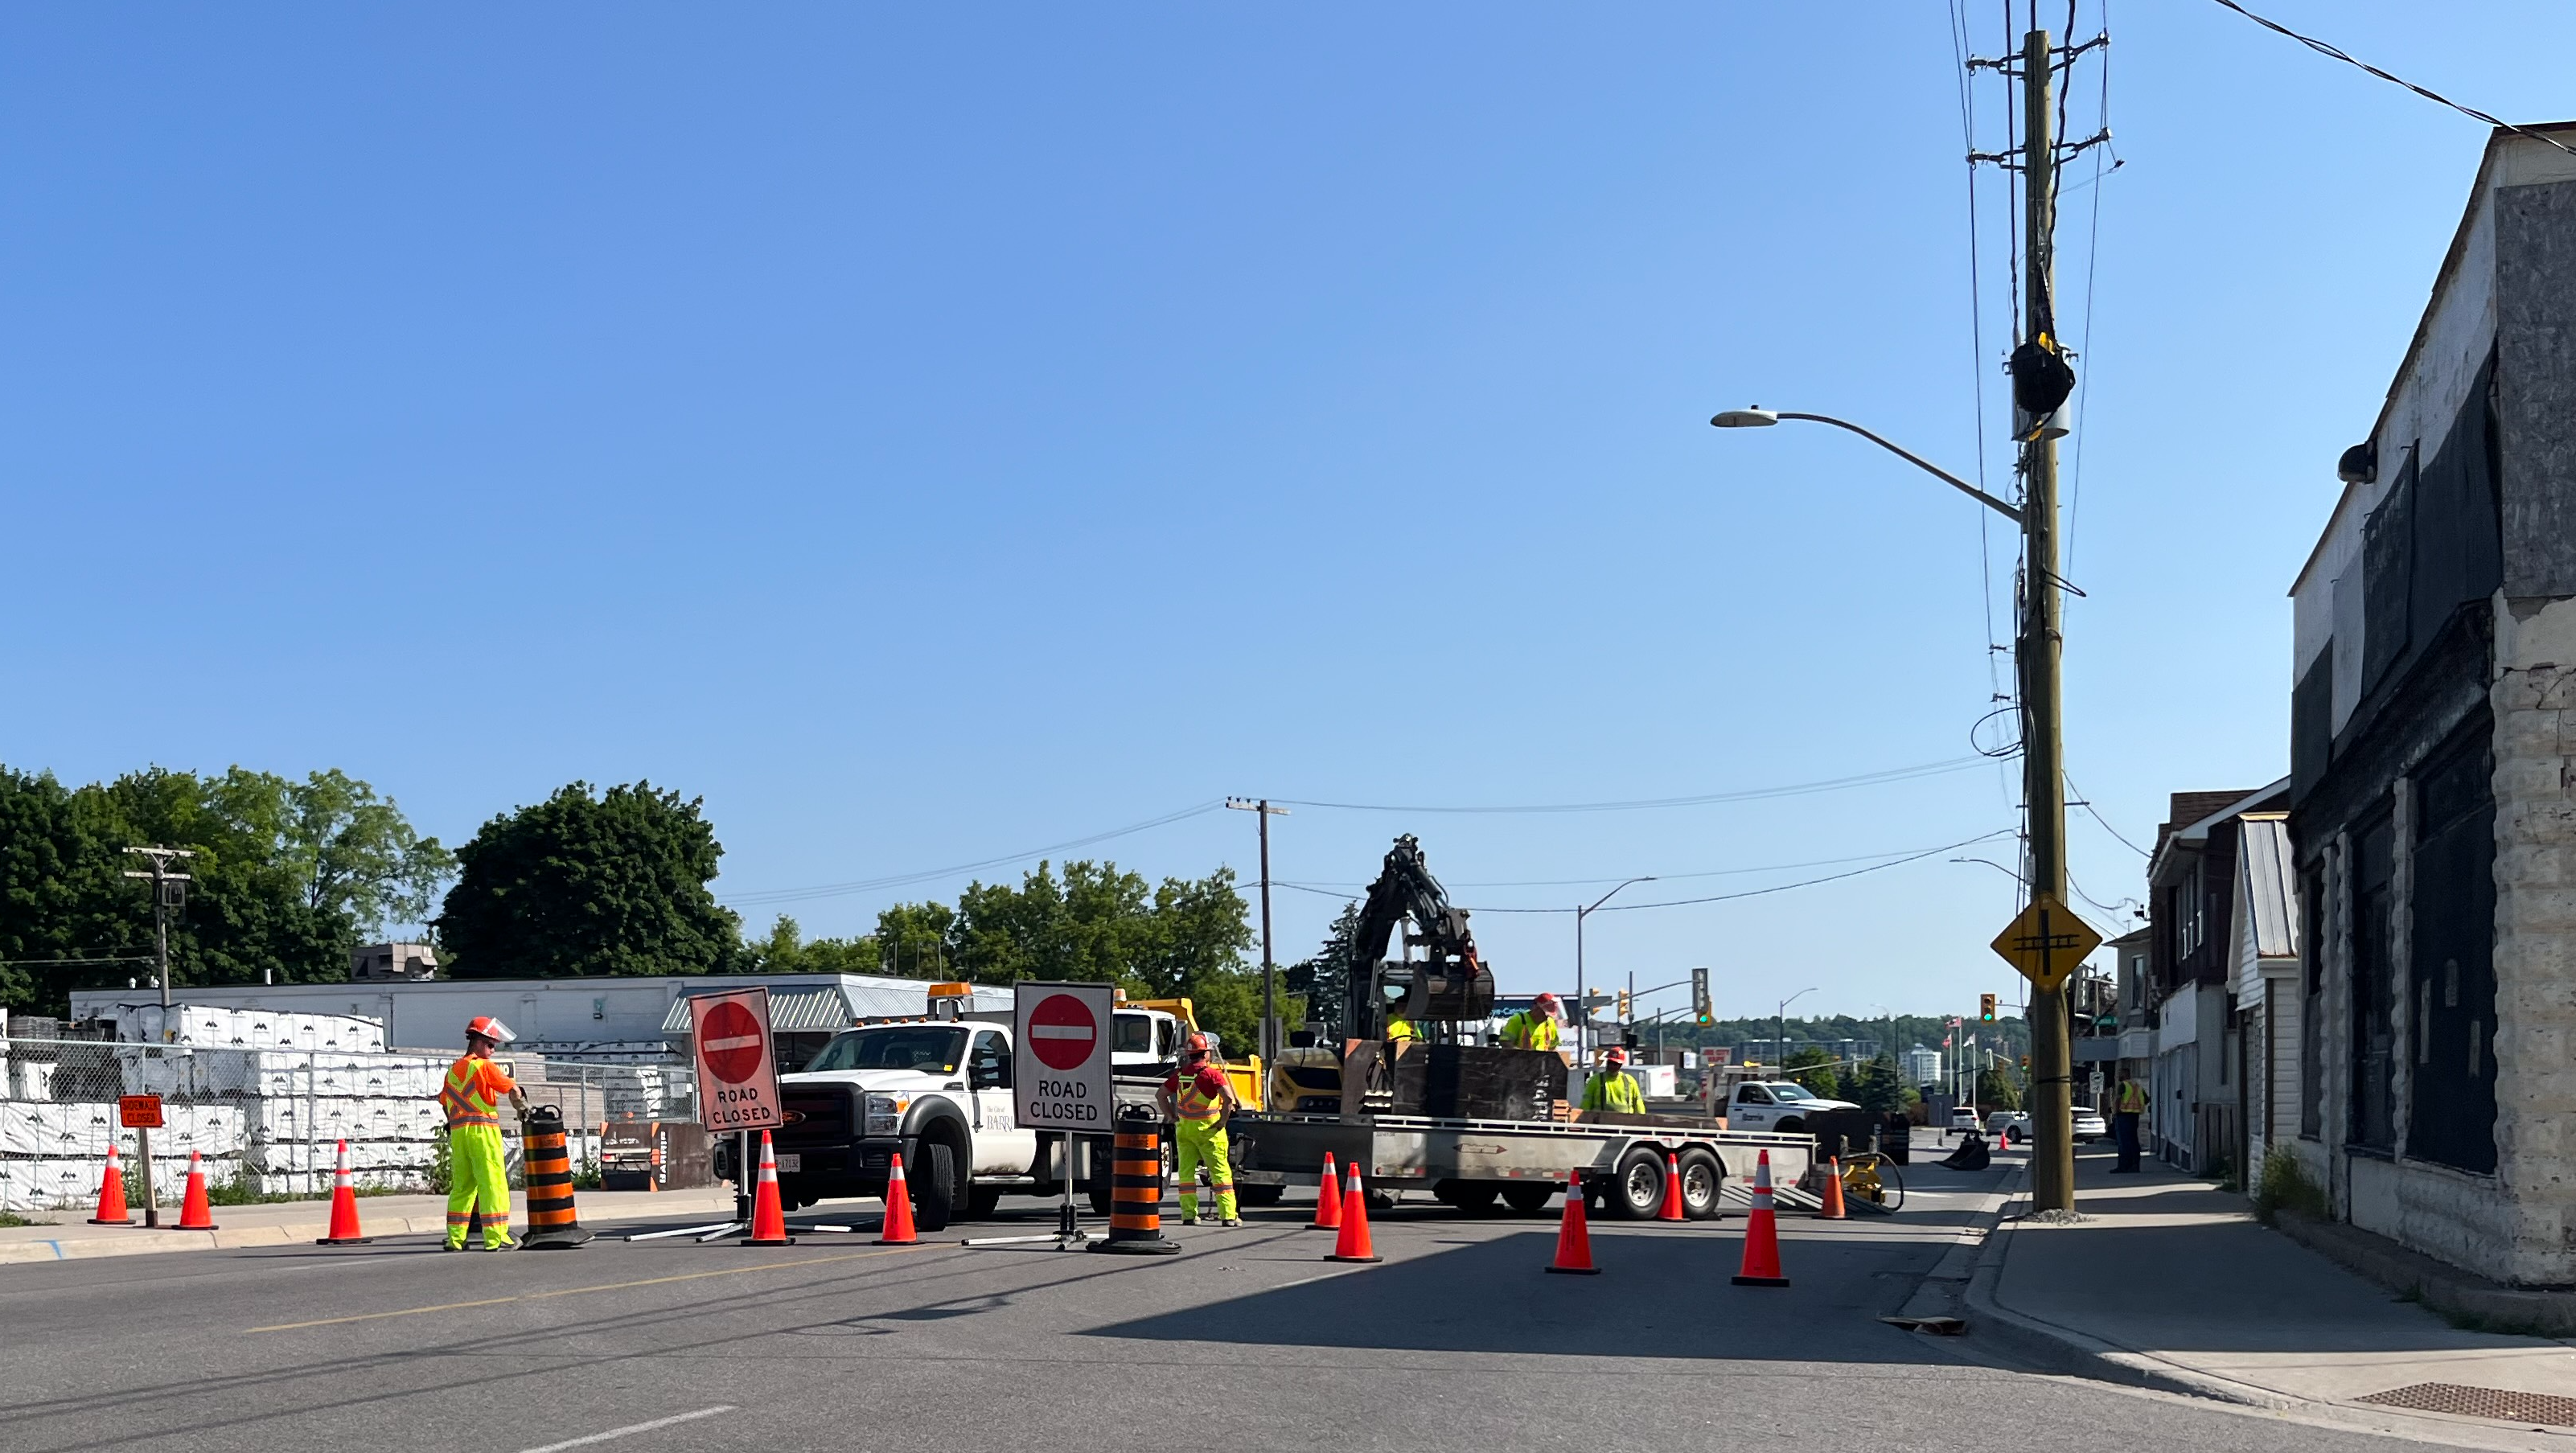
[0,1159,2434,1453]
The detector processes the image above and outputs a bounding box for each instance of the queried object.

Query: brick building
[2283,124,2576,1285]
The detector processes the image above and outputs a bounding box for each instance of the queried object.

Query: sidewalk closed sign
[688,987,783,1134]
[1014,981,1115,1130]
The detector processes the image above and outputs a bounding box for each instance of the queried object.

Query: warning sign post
[688,987,783,1135]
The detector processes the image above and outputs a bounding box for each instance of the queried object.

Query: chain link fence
[0,1036,693,1213]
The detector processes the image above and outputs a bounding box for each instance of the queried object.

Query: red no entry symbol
[1026,994,1098,1073]
[700,1001,767,1083]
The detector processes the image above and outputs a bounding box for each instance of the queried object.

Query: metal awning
[661,988,855,1034]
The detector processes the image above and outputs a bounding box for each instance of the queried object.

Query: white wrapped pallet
[109,1004,388,1053]
[250,1165,421,1196]
[248,1096,442,1143]
[7,1058,57,1099]
[0,1103,244,1160]
[0,1155,246,1213]
[245,1139,433,1174]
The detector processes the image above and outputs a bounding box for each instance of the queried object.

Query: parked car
[1946,1107,1981,1132]
[2073,1106,2109,1142]
[1985,1110,2031,1144]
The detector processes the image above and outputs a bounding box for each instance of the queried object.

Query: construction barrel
[519,1106,596,1250]
[1090,1104,1180,1256]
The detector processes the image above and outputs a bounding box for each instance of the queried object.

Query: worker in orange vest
[441,1016,530,1250]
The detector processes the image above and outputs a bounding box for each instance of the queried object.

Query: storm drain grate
[2355,1382,2576,1427]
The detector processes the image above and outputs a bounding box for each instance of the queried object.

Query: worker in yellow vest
[1385,1016,1420,1046]
[1498,993,1563,1052]
[1160,1033,1243,1226]
[1580,1047,1647,1114]
[440,1016,529,1250]
[2112,1074,2148,1173]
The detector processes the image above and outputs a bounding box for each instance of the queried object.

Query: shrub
[2252,1146,2328,1222]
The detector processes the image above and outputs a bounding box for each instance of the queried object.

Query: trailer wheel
[1498,1182,1555,1217]
[1608,1147,1667,1221]
[1238,1184,1285,1208]
[1674,1147,1722,1221]
[1435,1180,1500,1216]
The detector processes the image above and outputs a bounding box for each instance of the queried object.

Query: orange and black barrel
[1090,1105,1181,1255]
[520,1106,597,1250]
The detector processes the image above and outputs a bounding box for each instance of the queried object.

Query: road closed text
[1025,1078,1103,1123]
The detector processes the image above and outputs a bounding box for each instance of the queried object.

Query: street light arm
[1771,412,2025,526]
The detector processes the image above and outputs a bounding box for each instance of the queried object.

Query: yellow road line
[248,1245,932,1332]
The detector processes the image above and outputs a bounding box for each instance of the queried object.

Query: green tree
[1783,1045,1842,1099]
[1847,1053,1905,1114]
[0,765,400,1016]
[436,782,741,978]
[1975,1063,2023,1111]
[741,914,894,977]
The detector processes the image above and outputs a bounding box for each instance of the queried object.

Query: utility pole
[122,847,196,1012]
[2017,22,2076,1216]
[1226,799,1288,1064]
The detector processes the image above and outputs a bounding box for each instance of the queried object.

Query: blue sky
[6,4,2569,1026]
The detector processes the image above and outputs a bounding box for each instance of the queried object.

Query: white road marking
[515,1405,736,1453]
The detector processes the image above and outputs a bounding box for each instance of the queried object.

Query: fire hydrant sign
[1014,981,1114,1129]
[688,987,782,1133]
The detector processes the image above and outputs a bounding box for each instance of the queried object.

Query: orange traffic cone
[1658,1151,1686,1223]
[176,1149,219,1231]
[1817,1156,1847,1221]
[746,1131,794,1246]
[1730,1148,1788,1287]
[1327,1160,1381,1263]
[317,1139,372,1245]
[88,1141,133,1225]
[1307,1151,1343,1231]
[874,1150,918,1245]
[1545,1168,1600,1274]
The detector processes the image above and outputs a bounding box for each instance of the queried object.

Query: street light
[1574,877,1655,1062]
[1713,398,2079,1214]
[1775,986,1818,1077]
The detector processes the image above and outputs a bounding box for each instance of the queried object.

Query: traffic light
[1979,993,1997,1023]
[2019,1055,2031,1069]
[1616,990,1632,1020]
[1691,966,1713,1025]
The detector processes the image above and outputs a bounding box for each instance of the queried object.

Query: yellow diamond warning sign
[1990,895,2103,991]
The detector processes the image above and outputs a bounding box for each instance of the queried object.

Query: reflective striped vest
[442,1056,503,1130]
[1581,1070,1645,1114]
[1500,1012,1560,1053]
[1174,1067,1227,1123]
[2117,1079,2147,1114]
[1386,1017,1419,1044]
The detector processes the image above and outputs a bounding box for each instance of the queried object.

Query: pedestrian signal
[1691,966,1712,1024]
[1979,993,1997,1023]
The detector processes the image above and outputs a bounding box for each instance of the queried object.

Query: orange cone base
[1731,1273,1791,1287]
[745,1235,796,1247]
[1328,1250,1384,1263]
[318,1235,373,1245]
[1544,1263,1601,1276]
[89,1215,134,1225]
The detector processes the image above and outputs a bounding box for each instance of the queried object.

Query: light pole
[1776,985,1817,1077]
[1574,877,1655,1063]
[1712,396,2075,1213]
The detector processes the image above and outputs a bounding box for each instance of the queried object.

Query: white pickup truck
[1712,1079,1859,1135]
[743,1006,1188,1229]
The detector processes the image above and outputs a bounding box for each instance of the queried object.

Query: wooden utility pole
[2019,23,2076,1215]
[1226,798,1288,1065]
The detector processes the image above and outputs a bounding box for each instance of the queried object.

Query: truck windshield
[805,1027,968,1074]
[1113,1012,1157,1055]
[1769,1083,1815,1102]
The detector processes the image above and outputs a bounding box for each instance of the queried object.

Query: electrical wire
[2206,0,2576,161]
[1270,838,2036,893]
[1475,829,2019,914]
[1270,757,1986,815]
[718,801,1225,906]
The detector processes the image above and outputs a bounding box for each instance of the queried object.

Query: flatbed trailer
[1230,1110,1816,1221]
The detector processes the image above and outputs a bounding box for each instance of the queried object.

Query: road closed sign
[1014,981,1115,1131]
[688,987,783,1134]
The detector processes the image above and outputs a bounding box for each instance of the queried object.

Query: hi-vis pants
[1174,1116,1236,1222]
[445,1123,515,1249]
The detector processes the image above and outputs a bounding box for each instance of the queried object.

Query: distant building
[2148,782,2290,1176]
[1906,1047,1942,1086]
[351,943,439,981]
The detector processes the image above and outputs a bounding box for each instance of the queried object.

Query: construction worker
[1580,1046,1646,1114]
[1498,992,1563,1053]
[1385,1015,1420,1046]
[1159,1032,1242,1227]
[440,1016,529,1251]
[2111,1073,2149,1173]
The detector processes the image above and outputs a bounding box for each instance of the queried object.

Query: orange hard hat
[464,1016,517,1045]
[1183,1032,1210,1060]
[1532,993,1562,1017]
[1603,1046,1629,1067]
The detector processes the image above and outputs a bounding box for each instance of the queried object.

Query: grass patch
[2251,1147,2329,1224]
[0,1211,50,1228]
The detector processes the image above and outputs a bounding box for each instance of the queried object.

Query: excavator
[1266,835,1559,1120]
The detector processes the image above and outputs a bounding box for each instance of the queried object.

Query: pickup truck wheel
[966,1185,1004,1221]
[911,1140,959,1232]
[1776,1117,1806,1136]
[1609,1147,1666,1221]
[1498,1182,1555,1217]
[1675,1147,1722,1221]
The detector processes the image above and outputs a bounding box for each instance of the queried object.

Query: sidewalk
[1969,1147,2576,1434]
[0,1184,746,1265]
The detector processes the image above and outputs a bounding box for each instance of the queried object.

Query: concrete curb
[2272,1209,2576,1337]
[0,1192,741,1266]
[1957,1172,2295,1411]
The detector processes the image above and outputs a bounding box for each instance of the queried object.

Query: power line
[1271,757,1986,815]
[719,801,1225,907]
[1270,838,2035,893]
[2205,0,2576,160]
[1473,830,2018,914]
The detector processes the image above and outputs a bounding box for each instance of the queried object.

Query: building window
[2301,860,2325,1139]
[2406,719,2498,1173]
[2349,812,2397,1153]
